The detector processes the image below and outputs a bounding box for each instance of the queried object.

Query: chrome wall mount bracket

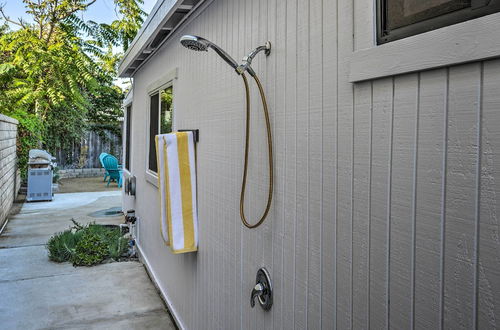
[250,267,273,311]
[264,41,271,56]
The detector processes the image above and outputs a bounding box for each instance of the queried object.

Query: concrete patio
[0,191,176,330]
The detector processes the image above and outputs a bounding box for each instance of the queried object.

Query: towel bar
[177,129,199,143]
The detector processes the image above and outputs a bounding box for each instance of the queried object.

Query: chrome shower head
[180,35,209,51]
[180,35,239,71]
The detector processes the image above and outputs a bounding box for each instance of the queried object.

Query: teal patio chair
[99,152,109,182]
[102,154,123,187]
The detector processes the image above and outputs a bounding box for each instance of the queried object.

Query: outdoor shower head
[180,35,239,71]
[180,35,209,51]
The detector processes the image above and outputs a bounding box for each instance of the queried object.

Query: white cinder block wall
[124,0,500,328]
[0,114,19,228]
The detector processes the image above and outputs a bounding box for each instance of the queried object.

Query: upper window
[148,85,174,173]
[125,104,132,171]
[378,0,500,44]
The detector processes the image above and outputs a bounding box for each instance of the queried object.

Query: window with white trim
[148,85,173,173]
[378,0,500,43]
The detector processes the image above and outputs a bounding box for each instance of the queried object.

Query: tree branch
[59,0,97,21]
[0,5,26,28]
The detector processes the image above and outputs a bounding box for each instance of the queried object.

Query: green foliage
[160,87,173,134]
[52,166,60,183]
[73,232,108,266]
[0,0,145,177]
[87,84,124,138]
[47,229,79,262]
[46,220,129,266]
[109,236,128,260]
[109,0,145,51]
[14,112,44,178]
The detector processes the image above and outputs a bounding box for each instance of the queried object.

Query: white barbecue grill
[27,149,56,202]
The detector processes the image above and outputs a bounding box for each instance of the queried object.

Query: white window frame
[145,68,177,187]
[349,9,500,82]
[122,91,133,176]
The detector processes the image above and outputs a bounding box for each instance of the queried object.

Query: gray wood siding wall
[128,0,500,328]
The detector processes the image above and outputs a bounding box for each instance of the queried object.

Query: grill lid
[28,149,55,166]
[29,149,53,161]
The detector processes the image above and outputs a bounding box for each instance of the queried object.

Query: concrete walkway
[0,191,176,330]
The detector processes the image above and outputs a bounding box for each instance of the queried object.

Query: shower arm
[208,43,239,71]
[236,41,271,77]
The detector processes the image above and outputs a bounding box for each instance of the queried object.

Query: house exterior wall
[0,114,19,229]
[124,0,500,328]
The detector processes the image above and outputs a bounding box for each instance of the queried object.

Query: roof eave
[118,0,205,78]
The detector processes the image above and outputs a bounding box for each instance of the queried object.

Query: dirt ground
[57,176,121,194]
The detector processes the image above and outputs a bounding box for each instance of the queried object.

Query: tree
[0,0,144,175]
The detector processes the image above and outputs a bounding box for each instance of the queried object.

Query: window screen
[149,93,159,172]
[125,105,132,171]
[378,0,500,43]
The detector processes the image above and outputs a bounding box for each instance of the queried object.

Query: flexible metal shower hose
[239,73,273,229]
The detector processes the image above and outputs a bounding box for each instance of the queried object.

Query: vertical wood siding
[129,0,500,328]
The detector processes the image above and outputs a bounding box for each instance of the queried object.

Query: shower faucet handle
[250,267,273,311]
[250,283,264,308]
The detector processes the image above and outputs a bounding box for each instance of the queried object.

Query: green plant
[87,223,117,239]
[86,223,128,260]
[109,237,128,260]
[15,113,44,180]
[47,229,79,262]
[47,219,129,266]
[52,166,60,183]
[72,232,108,266]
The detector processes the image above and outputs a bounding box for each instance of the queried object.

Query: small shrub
[72,232,108,266]
[47,229,78,262]
[86,223,117,240]
[46,220,129,266]
[109,237,128,260]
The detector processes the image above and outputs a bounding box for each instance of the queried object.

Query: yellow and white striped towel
[155,132,198,253]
